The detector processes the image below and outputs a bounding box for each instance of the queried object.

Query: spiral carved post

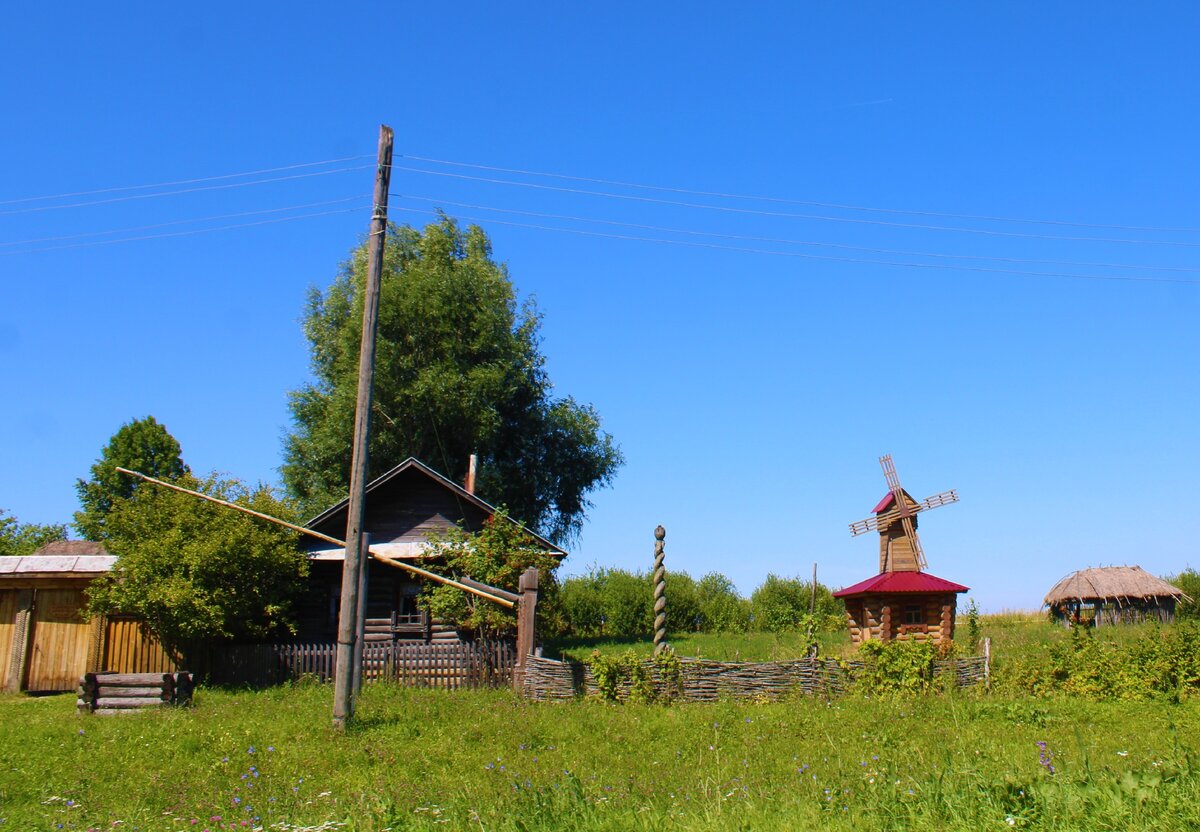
[652,525,668,655]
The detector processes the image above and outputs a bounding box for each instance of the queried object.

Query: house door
[25,589,92,692]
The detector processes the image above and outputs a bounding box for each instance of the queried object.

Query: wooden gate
[101,616,177,674]
[25,589,93,692]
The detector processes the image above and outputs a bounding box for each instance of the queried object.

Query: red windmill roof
[872,489,917,514]
[833,571,969,598]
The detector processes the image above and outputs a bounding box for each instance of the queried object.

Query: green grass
[2,681,1199,831]
[4,616,1200,831]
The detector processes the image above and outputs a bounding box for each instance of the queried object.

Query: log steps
[77,672,194,715]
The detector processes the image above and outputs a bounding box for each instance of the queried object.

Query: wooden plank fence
[180,640,517,689]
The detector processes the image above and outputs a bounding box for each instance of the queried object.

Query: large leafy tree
[421,512,564,638]
[0,509,66,556]
[75,416,189,541]
[86,474,307,648]
[282,216,622,543]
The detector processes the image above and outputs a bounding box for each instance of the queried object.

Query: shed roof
[833,570,969,598]
[0,554,117,576]
[1043,566,1189,606]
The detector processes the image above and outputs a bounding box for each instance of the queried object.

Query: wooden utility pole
[350,533,371,696]
[333,124,393,731]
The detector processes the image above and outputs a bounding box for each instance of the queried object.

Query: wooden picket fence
[182,640,517,689]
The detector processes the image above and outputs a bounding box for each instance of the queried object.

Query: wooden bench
[77,672,194,715]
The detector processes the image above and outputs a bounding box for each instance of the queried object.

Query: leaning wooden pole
[334,123,393,730]
[652,525,667,655]
[114,467,514,608]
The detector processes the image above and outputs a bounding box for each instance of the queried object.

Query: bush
[750,574,844,632]
[1169,569,1200,621]
[696,572,751,632]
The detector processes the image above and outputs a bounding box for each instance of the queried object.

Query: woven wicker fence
[522,653,988,702]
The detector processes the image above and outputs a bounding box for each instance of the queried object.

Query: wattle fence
[520,653,989,702]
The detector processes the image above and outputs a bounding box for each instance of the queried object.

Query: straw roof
[1044,565,1190,606]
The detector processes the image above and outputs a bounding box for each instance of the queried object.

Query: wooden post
[351,533,371,696]
[809,562,817,616]
[983,636,991,690]
[333,124,393,731]
[652,525,667,655]
[513,567,539,692]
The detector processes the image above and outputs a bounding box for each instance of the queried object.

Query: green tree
[86,474,307,649]
[282,216,622,543]
[420,511,563,638]
[0,508,66,557]
[75,416,189,541]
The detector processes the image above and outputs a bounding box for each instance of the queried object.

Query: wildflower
[247,746,255,755]
[1117,751,1128,757]
[266,746,274,752]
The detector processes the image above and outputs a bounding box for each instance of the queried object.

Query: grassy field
[3,616,1199,832]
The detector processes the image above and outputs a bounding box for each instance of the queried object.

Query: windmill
[848,455,958,572]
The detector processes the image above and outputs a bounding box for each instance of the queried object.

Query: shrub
[696,572,751,632]
[1169,569,1200,621]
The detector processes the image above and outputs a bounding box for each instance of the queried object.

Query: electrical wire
[0,196,367,247]
[391,166,1200,248]
[388,205,1200,285]
[399,153,1200,234]
[0,155,374,207]
[2,205,368,256]
[391,193,1200,274]
[0,166,373,217]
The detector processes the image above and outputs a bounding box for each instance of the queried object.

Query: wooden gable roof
[303,457,565,559]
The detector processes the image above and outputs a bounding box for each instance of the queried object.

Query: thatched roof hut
[1044,566,1190,626]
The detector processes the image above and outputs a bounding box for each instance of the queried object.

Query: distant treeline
[548,568,845,638]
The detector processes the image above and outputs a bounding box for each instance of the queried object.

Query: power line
[0,196,367,247]
[0,155,374,207]
[400,153,1200,234]
[392,193,1200,275]
[388,205,1200,285]
[392,166,1200,248]
[2,205,368,256]
[0,166,373,217]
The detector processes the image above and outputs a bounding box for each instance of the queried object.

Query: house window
[903,604,923,625]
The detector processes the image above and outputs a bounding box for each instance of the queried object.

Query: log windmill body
[834,455,969,646]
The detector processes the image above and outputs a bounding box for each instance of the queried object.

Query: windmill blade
[869,489,959,529]
[849,515,879,536]
[900,514,928,570]
[879,454,903,494]
[918,489,959,511]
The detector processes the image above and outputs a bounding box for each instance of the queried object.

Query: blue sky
[2,3,1197,611]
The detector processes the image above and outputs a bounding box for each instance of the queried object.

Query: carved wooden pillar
[652,526,667,655]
